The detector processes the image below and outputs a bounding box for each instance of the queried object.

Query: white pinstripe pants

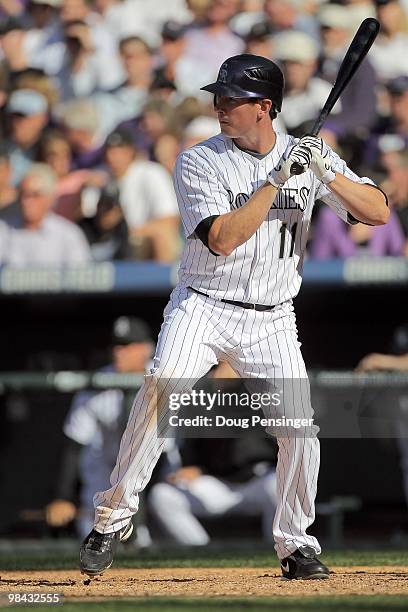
[93,286,321,559]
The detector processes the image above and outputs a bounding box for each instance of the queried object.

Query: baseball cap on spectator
[105,129,135,149]
[113,316,152,345]
[151,72,177,92]
[161,20,186,41]
[275,31,319,62]
[245,21,273,43]
[386,75,408,95]
[96,180,121,213]
[318,4,350,29]
[7,89,48,116]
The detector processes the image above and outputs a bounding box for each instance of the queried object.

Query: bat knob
[290,161,305,176]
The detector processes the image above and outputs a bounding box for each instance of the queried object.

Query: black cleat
[280,545,330,580]
[79,521,133,577]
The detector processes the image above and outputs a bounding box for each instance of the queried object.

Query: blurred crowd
[1,0,408,264]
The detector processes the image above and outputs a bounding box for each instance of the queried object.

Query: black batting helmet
[200,54,284,112]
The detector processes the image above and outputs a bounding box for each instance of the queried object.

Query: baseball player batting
[80,54,388,580]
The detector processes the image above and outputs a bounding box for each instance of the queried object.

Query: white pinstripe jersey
[174,132,374,306]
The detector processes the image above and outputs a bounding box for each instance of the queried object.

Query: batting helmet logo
[219,66,228,84]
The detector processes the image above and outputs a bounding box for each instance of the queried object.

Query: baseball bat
[290,17,380,175]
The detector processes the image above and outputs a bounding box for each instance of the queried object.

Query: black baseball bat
[290,17,380,175]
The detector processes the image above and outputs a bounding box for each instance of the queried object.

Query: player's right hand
[267,142,312,188]
[45,499,77,527]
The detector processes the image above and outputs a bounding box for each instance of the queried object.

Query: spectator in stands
[79,180,132,261]
[94,0,194,48]
[365,76,408,167]
[3,0,124,85]
[139,98,180,158]
[310,205,405,260]
[39,129,107,221]
[317,4,378,158]
[116,95,183,161]
[21,0,62,75]
[244,21,274,57]
[13,68,59,109]
[92,37,161,149]
[54,18,123,100]
[0,19,28,74]
[104,129,181,262]
[58,98,106,169]
[153,21,192,99]
[276,31,339,138]
[182,0,244,93]
[92,0,145,43]
[263,0,319,41]
[0,163,91,265]
[45,316,154,540]
[0,145,18,217]
[58,0,124,87]
[4,88,49,185]
[110,36,154,118]
[370,0,408,81]
[229,0,265,37]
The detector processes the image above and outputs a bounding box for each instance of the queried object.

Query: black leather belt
[188,287,275,311]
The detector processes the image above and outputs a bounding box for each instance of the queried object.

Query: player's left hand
[298,136,336,185]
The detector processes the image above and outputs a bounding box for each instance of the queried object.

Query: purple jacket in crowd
[310,207,406,260]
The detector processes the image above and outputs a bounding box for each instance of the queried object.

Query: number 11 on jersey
[279,222,298,259]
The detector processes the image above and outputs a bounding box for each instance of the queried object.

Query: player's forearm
[382,354,408,371]
[327,174,389,225]
[208,183,278,256]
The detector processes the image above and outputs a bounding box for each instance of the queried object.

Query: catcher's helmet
[200,54,284,112]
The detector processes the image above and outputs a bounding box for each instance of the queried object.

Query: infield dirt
[1,567,408,599]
